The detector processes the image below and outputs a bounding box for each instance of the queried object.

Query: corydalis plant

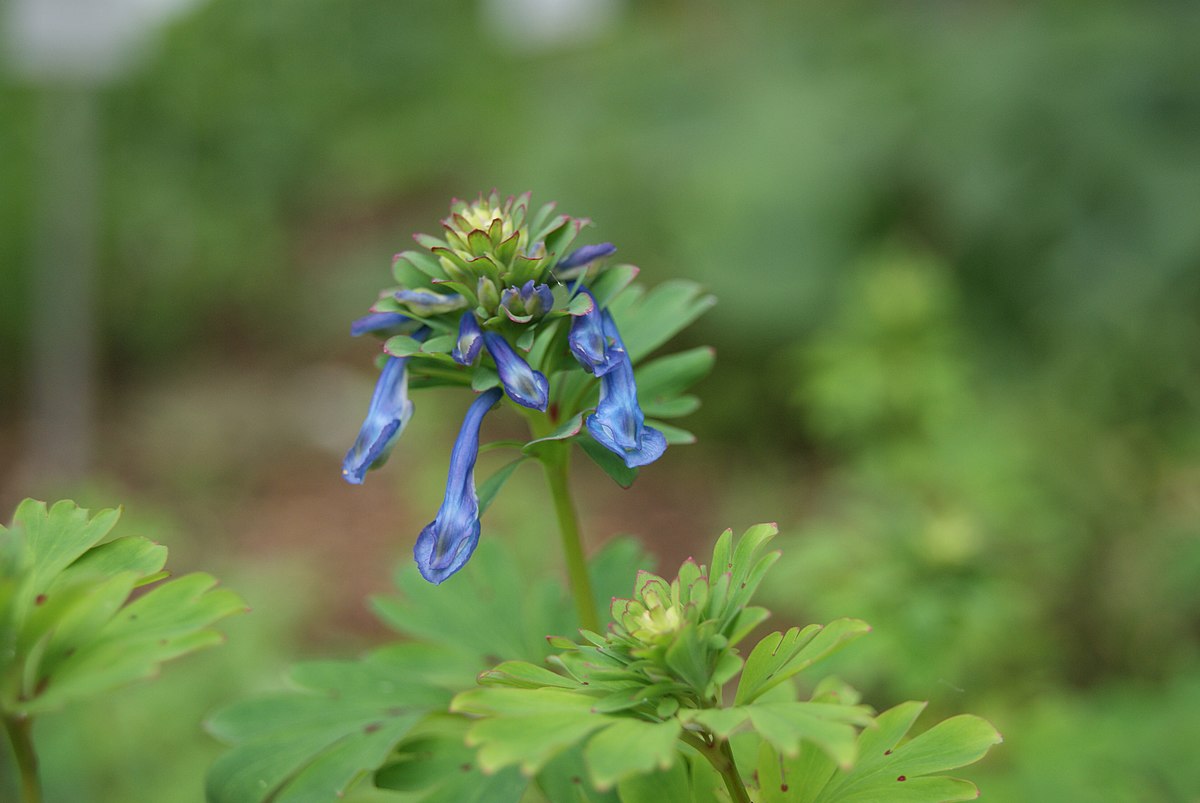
[453,524,1003,801]
[342,192,714,599]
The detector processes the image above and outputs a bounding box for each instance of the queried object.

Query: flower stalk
[4,715,41,803]
[537,440,600,632]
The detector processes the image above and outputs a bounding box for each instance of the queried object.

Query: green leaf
[736,626,822,705]
[394,249,448,282]
[567,292,596,316]
[804,702,1003,803]
[640,395,701,419]
[736,620,871,705]
[0,500,243,716]
[207,645,459,803]
[524,414,585,456]
[746,701,874,769]
[372,540,571,668]
[608,280,716,363]
[536,748,621,803]
[646,420,696,445]
[585,719,681,790]
[479,661,579,690]
[471,365,501,391]
[453,688,606,776]
[375,715,528,803]
[578,437,639,488]
[635,347,715,407]
[383,334,423,357]
[615,755,693,803]
[587,265,640,309]
[420,334,456,354]
[477,457,527,515]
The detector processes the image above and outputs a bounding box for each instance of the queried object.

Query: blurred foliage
[2,0,1199,800]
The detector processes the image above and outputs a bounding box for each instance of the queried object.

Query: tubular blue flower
[413,387,503,584]
[350,312,410,337]
[568,289,624,376]
[451,312,483,366]
[585,311,667,468]
[482,332,549,411]
[556,242,616,272]
[394,288,468,315]
[342,356,415,484]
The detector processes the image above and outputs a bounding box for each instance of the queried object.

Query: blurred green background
[2,0,1199,800]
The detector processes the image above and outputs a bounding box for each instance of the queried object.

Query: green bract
[450,525,1003,800]
[376,191,591,345]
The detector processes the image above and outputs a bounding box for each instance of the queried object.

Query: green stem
[680,730,751,803]
[4,715,41,803]
[714,738,752,803]
[539,443,600,632]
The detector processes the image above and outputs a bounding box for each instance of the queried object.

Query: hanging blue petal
[483,332,549,411]
[341,356,414,484]
[557,243,617,271]
[413,387,503,584]
[351,312,410,337]
[451,312,483,366]
[568,289,624,376]
[585,311,666,468]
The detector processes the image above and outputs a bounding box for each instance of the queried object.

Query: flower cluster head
[550,524,781,708]
[343,192,712,584]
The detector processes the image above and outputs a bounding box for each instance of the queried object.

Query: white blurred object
[6,0,198,82]
[482,0,621,50]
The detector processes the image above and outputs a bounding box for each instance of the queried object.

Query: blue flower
[581,310,666,468]
[342,355,415,484]
[414,387,503,584]
[556,242,617,273]
[483,332,549,411]
[451,312,483,366]
[568,289,624,376]
[499,280,554,323]
[350,312,410,337]
[394,289,468,315]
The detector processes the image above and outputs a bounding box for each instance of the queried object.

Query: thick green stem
[714,738,752,803]
[539,443,601,632]
[4,715,41,803]
[680,731,751,803]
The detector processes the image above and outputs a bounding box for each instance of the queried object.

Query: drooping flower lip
[451,312,483,366]
[576,309,666,468]
[342,355,415,484]
[413,387,504,584]
[586,356,667,468]
[483,332,549,411]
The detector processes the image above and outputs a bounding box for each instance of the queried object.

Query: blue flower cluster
[341,194,666,583]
